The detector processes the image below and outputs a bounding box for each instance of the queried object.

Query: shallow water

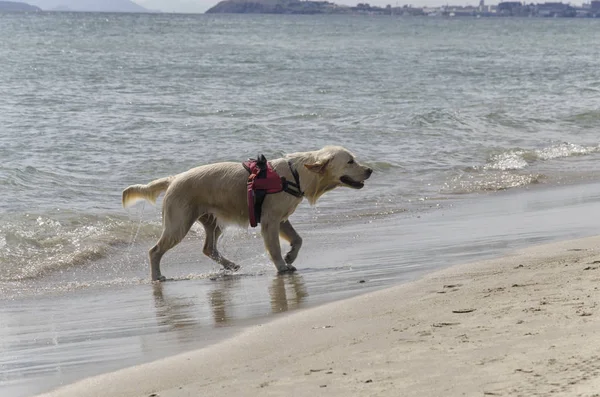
[2,12,600,397]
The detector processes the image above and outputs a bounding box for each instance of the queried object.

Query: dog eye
[347,159,354,164]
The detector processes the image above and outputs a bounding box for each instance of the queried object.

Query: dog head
[305,146,373,189]
[297,146,372,204]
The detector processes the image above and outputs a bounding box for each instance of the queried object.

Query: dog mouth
[340,175,365,189]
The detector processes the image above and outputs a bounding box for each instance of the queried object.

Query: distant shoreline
[205,0,600,18]
[3,0,599,18]
[1,0,152,13]
[0,1,41,12]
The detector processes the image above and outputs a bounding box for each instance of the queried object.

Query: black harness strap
[253,155,269,224]
[282,160,303,198]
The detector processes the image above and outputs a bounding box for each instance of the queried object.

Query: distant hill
[26,0,150,12]
[206,0,349,14]
[0,1,41,11]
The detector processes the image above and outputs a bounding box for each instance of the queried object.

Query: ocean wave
[484,111,554,129]
[443,171,544,194]
[565,110,600,124]
[534,143,598,160]
[484,151,529,171]
[445,141,598,194]
[409,108,467,127]
[0,166,64,189]
[0,213,163,282]
[0,165,104,202]
[483,142,600,171]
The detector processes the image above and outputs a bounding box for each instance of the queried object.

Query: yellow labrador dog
[122,146,372,281]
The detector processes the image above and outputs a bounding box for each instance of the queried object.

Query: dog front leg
[279,220,302,266]
[261,220,296,273]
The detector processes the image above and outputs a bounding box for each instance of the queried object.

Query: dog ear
[304,158,330,174]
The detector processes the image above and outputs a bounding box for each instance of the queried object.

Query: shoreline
[5,179,600,397]
[5,178,600,397]
[36,234,600,397]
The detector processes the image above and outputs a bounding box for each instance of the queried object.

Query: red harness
[243,155,303,227]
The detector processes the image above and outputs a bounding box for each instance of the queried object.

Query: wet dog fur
[122,146,372,281]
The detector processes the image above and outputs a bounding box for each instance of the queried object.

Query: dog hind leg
[198,214,239,271]
[149,203,198,282]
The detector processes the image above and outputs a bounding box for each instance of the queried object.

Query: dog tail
[122,176,174,208]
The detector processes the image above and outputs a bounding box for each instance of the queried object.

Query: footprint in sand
[452,308,476,314]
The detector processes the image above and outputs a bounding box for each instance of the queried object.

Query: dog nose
[366,167,373,175]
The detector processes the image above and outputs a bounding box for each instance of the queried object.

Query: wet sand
[35,235,600,397]
[3,180,600,396]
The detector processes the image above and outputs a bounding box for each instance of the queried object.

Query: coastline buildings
[390,1,600,17]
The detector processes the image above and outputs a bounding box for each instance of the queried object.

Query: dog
[122,146,372,281]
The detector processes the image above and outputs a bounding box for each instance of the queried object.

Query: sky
[135,0,210,13]
[133,0,512,13]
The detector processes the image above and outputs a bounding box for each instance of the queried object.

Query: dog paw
[277,266,297,274]
[285,252,298,265]
[224,263,240,272]
[152,275,167,282]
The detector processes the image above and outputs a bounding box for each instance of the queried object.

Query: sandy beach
[35,235,600,397]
